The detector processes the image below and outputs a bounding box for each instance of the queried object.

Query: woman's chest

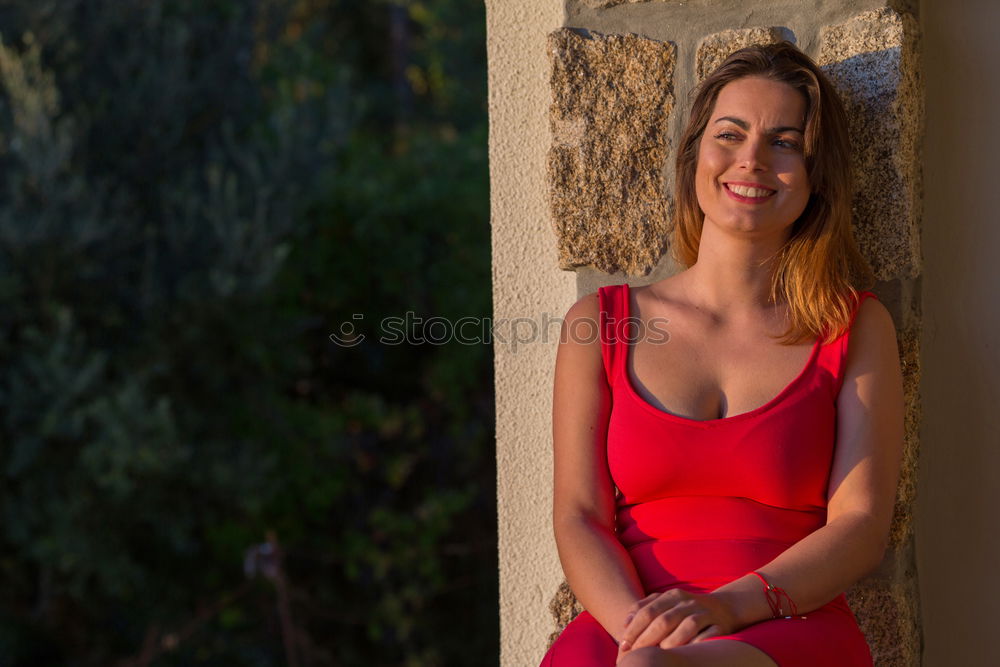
[628,327,818,422]
[606,373,838,510]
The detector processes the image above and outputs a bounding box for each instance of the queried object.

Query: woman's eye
[714,132,740,141]
[774,138,801,150]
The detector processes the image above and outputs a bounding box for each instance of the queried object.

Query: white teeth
[727,184,774,198]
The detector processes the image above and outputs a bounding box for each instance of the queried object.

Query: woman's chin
[707,216,795,239]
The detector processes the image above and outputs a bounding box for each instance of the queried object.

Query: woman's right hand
[614,588,738,662]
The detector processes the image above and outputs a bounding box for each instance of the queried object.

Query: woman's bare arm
[553,292,646,642]
[620,297,905,650]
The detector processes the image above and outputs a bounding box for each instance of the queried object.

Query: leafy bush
[0,1,494,665]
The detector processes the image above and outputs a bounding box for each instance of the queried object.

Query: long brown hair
[673,41,874,344]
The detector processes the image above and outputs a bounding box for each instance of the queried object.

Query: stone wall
[488,1,928,665]
[543,6,924,665]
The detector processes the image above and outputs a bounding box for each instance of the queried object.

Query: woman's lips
[723,182,776,204]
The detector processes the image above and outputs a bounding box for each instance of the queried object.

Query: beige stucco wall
[916,1,1000,665]
[485,2,577,666]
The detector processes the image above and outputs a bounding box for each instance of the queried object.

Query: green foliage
[0,0,494,665]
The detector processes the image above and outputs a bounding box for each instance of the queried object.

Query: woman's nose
[738,137,769,171]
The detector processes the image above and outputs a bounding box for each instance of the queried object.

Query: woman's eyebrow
[713,116,805,134]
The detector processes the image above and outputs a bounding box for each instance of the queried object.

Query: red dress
[539,284,875,667]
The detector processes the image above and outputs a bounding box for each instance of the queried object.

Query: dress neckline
[618,282,822,427]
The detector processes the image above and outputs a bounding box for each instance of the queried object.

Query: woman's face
[694,76,811,242]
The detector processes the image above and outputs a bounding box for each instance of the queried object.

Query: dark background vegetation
[0,0,495,664]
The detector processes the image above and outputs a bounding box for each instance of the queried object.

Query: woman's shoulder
[559,277,685,338]
[842,293,900,379]
[562,290,601,323]
[556,291,604,359]
[852,293,897,342]
[562,281,635,321]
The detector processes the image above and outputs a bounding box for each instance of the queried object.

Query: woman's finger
[620,590,690,649]
[658,612,712,649]
[627,592,659,613]
[630,599,697,650]
[621,588,693,652]
[690,624,723,644]
[623,593,659,627]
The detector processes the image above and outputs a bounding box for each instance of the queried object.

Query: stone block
[578,0,647,8]
[696,27,794,82]
[847,548,921,667]
[818,8,922,281]
[546,580,583,649]
[890,318,921,548]
[547,28,676,276]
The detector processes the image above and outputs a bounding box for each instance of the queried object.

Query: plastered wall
[916,1,1000,665]
[485,1,577,665]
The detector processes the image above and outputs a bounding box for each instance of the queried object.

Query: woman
[540,42,904,667]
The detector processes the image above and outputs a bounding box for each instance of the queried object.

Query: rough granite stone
[818,8,923,281]
[890,318,921,548]
[578,0,649,8]
[547,28,676,276]
[696,27,794,82]
[546,580,584,649]
[847,546,922,667]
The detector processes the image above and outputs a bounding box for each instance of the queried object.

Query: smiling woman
[539,42,903,667]
[696,77,810,235]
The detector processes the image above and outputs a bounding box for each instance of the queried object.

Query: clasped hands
[615,588,740,664]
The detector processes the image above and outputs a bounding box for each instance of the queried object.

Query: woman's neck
[679,223,790,320]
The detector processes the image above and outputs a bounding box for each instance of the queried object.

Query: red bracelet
[750,571,803,619]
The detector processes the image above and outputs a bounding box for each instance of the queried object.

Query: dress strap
[598,284,629,388]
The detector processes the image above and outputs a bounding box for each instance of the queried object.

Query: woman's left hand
[615,588,739,662]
